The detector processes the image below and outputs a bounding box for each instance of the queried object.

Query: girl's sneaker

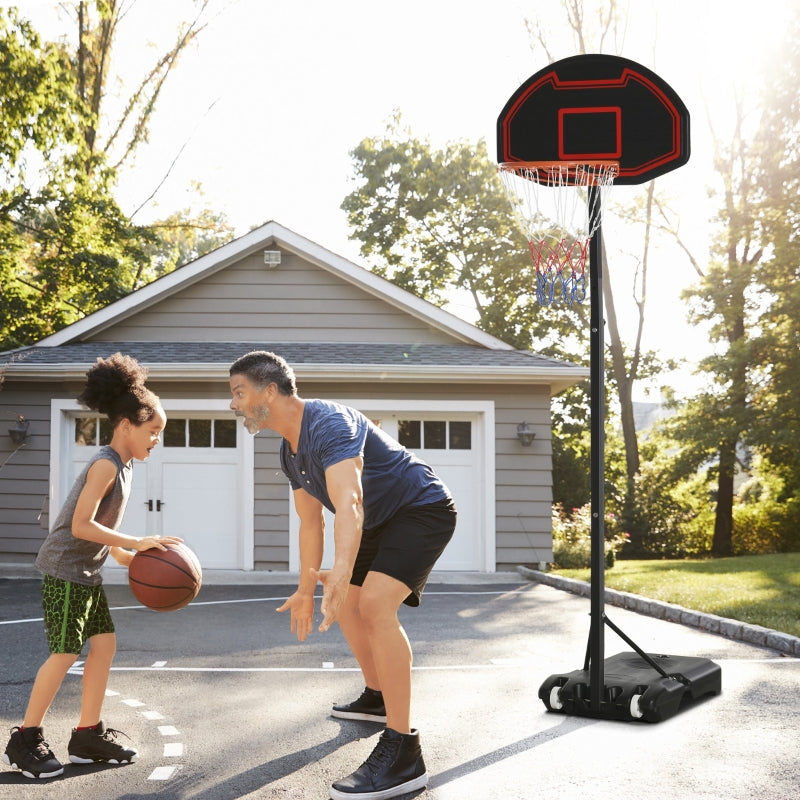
[67,721,137,765]
[2,726,64,779]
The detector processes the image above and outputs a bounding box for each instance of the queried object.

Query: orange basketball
[128,543,202,612]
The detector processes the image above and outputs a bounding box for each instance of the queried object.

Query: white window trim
[288,399,496,572]
[50,398,255,570]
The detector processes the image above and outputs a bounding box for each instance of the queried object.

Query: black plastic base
[539,651,722,723]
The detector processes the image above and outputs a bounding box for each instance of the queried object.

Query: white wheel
[629,693,644,719]
[549,685,564,710]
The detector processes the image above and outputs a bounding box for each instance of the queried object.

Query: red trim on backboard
[500,66,685,181]
[557,107,622,160]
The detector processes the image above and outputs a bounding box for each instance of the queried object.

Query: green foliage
[732,469,800,555]
[550,503,629,570]
[341,112,589,354]
[0,4,226,350]
[551,430,590,512]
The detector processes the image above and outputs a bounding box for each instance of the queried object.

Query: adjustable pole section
[587,184,605,712]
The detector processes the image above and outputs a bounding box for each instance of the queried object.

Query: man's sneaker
[331,687,387,723]
[2,726,64,779]
[68,721,137,765]
[329,727,428,800]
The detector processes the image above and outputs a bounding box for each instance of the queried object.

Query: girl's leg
[77,633,116,728]
[23,653,79,727]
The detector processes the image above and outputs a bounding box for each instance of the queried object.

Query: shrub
[551,503,628,569]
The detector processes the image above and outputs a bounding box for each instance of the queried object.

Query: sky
[9,0,795,401]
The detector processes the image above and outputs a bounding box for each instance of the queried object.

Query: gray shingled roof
[2,341,574,369]
[1,342,587,392]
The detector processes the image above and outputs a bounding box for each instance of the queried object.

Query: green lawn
[553,552,800,638]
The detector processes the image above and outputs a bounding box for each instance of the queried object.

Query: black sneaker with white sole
[2,726,64,779]
[68,721,137,765]
[330,727,428,800]
[331,687,387,723]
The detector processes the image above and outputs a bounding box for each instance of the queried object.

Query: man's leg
[336,584,381,692]
[354,571,413,734]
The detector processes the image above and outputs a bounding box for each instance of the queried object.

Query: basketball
[128,542,202,612]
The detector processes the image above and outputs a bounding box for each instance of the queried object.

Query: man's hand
[312,566,351,632]
[276,590,316,641]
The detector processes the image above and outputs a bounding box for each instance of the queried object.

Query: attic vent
[263,250,281,268]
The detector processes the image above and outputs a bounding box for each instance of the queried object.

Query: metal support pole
[587,184,605,712]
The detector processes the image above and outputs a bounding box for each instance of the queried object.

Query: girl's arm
[72,459,181,552]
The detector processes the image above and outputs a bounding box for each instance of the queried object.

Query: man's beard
[238,406,269,434]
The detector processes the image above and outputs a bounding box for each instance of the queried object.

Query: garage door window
[163,418,237,448]
[398,420,472,450]
[74,416,112,446]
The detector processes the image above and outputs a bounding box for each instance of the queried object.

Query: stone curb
[517,565,800,658]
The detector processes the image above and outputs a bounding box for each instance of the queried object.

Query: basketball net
[497,161,618,306]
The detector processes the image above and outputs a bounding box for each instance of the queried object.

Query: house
[0,221,587,575]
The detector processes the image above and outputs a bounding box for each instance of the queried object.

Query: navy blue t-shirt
[279,399,450,530]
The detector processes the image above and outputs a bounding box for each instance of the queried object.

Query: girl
[2,353,182,780]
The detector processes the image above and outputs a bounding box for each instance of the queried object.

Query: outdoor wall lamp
[8,414,30,445]
[516,421,535,447]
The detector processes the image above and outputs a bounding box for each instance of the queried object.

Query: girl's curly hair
[78,353,161,428]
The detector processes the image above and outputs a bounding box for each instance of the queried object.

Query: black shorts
[351,498,457,607]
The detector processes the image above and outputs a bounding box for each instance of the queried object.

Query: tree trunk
[601,236,643,551]
[712,442,736,556]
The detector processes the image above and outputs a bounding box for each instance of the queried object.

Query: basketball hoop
[497,161,618,306]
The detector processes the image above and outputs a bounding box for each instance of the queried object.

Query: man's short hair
[229,351,297,396]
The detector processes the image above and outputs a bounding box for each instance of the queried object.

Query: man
[229,351,456,800]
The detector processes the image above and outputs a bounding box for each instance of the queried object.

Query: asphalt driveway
[1,570,797,799]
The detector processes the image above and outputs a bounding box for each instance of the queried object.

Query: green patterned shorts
[41,574,115,655]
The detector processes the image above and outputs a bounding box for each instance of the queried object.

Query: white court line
[0,589,527,625]
[141,710,165,720]
[163,742,183,757]
[122,698,146,707]
[158,725,180,736]
[149,765,180,780]
[103,656,797,674]
[106,663,528,674]
[152,660,167,667]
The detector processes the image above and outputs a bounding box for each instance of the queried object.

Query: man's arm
[276,487,324,641]
[316,456,364,631]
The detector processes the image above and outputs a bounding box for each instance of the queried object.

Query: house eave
[2,362,588,393]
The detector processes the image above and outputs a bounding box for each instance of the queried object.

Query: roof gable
[37,221,514,350]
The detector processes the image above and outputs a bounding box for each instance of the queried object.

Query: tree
[0,2,229,350]
[0,7,147,347]
[72,0,210,176]
[669,98,763,557]
[341,113,589,354]
[747,6,800,500]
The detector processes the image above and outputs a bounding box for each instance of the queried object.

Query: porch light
[516,421,535,447]
[9,414,30,446]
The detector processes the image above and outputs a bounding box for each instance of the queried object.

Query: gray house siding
[93,250,457,345]
[0,377,552,570]
[0,382,60,563]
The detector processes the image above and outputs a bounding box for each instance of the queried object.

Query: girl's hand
[110,546,135,567]
[135,535,183,552]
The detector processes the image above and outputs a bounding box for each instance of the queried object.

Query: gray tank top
[35,445,132,586]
